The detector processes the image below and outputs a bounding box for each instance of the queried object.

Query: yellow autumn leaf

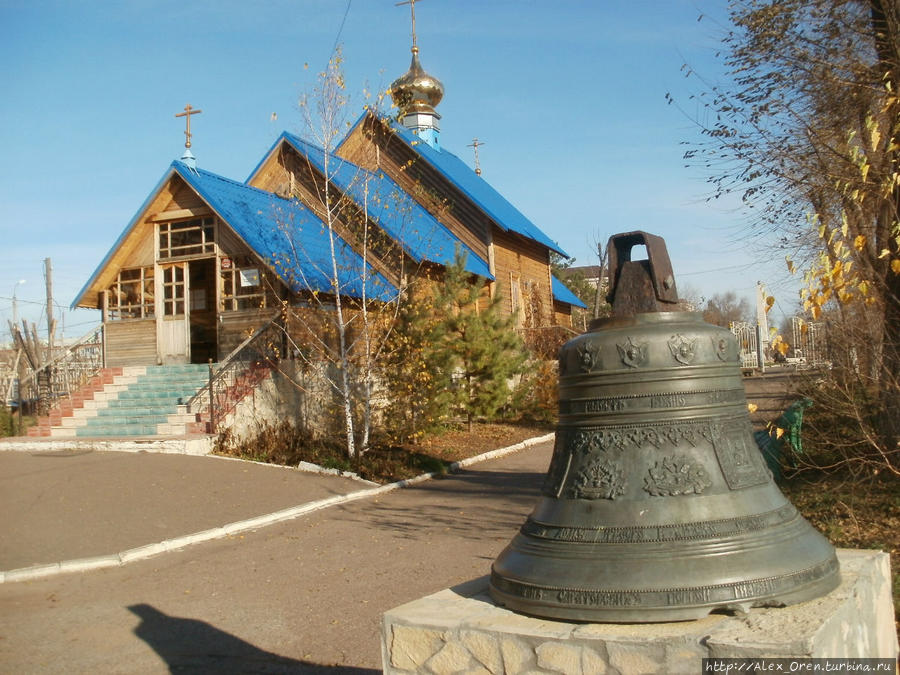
[830,261,843,282]
[870,125,881,149]
[765,296,775,313]
[786,257,795,274]
[892,259,900,274]
[879,248,891,259]
[858,280,870,296]
[774,427,785,439]
[854,235,866,251]
[747,403,758,413]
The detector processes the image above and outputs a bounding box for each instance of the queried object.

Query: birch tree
[271,49,410,458]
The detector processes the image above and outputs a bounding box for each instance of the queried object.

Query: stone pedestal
[382,549,897,674]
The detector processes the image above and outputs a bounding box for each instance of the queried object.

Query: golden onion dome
[390,47,444,115]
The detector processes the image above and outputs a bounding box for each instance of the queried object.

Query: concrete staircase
[28,365,212,438]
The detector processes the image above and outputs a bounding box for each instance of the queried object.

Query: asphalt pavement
[0,439,553,673]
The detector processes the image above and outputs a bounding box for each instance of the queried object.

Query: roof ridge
[281,132,373,177]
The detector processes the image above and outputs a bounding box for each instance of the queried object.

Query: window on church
[107,267,154,320]
[162,265,186,316]
[158,217,216,259]
[220,256,274,311]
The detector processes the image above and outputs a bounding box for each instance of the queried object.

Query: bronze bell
[490,232,840,622]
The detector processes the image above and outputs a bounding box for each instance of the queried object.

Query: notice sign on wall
[239,268,260,287]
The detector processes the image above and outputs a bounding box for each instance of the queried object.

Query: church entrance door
[157,262,190,364]
[188,258,217,364]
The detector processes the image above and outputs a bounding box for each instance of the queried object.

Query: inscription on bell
[584,398,626,413]
[557,590,642,607]
[651,393,686,409]
[521,504,798,544]
[561,389,745,416]
[667,588,711,605]
[732,578,778,600]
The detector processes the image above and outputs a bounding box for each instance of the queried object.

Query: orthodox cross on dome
[468,138,486,176]
[396,0,423,50]
[175,104,203,149]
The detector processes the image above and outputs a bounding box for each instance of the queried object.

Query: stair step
[74,424,162,437]
[31,363,266,439]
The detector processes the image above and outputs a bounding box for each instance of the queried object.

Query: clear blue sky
[0,0,801,343]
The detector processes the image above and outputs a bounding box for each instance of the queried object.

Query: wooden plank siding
[216,222,254,261]
[247,146,292,198]
[553,302,574,328]
[484,228,554,327]
[105,320,157,367]
[165,178,208,212]
[218,310,278,357]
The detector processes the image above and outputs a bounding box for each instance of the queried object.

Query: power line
[331,0,352,57]
[0,295,48,306]
[677,261,758,277]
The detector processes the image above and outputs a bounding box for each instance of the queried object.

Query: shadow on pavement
[128,604,377,674]
[341,468,545,540]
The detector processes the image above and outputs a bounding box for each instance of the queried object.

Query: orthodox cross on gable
[468,138,486,176]
[396,0,423,49]
[175,103,203,149]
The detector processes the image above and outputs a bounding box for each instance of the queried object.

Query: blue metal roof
[73,162,397,308]
[256,132,493,280]
[174,162,397,301]
[551,275,588,309]
[363,115,568,257]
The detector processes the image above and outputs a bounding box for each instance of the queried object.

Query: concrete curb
[0,435,214,456]
[0,432,554,584]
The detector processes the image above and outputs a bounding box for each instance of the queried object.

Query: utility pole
[10,279,25,342]
[45,258,55,361]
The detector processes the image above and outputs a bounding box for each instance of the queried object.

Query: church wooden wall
[163,179,208,213]
[217,223,254,259]
[553,301,574,328]
[118,235,154,269]
[105,320,157,367]
[247,148,290,197]
[491,229,554,326]
[218,310,276,357]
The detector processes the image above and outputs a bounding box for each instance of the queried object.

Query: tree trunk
[870,0,900,457]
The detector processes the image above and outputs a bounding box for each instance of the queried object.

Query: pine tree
[434,254,528,432]
[382,277,454,442]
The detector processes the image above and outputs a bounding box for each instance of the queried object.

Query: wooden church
[73,34,585,369]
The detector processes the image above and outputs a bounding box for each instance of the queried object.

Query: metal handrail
[13,324,104,406]
[186,313,285,432]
